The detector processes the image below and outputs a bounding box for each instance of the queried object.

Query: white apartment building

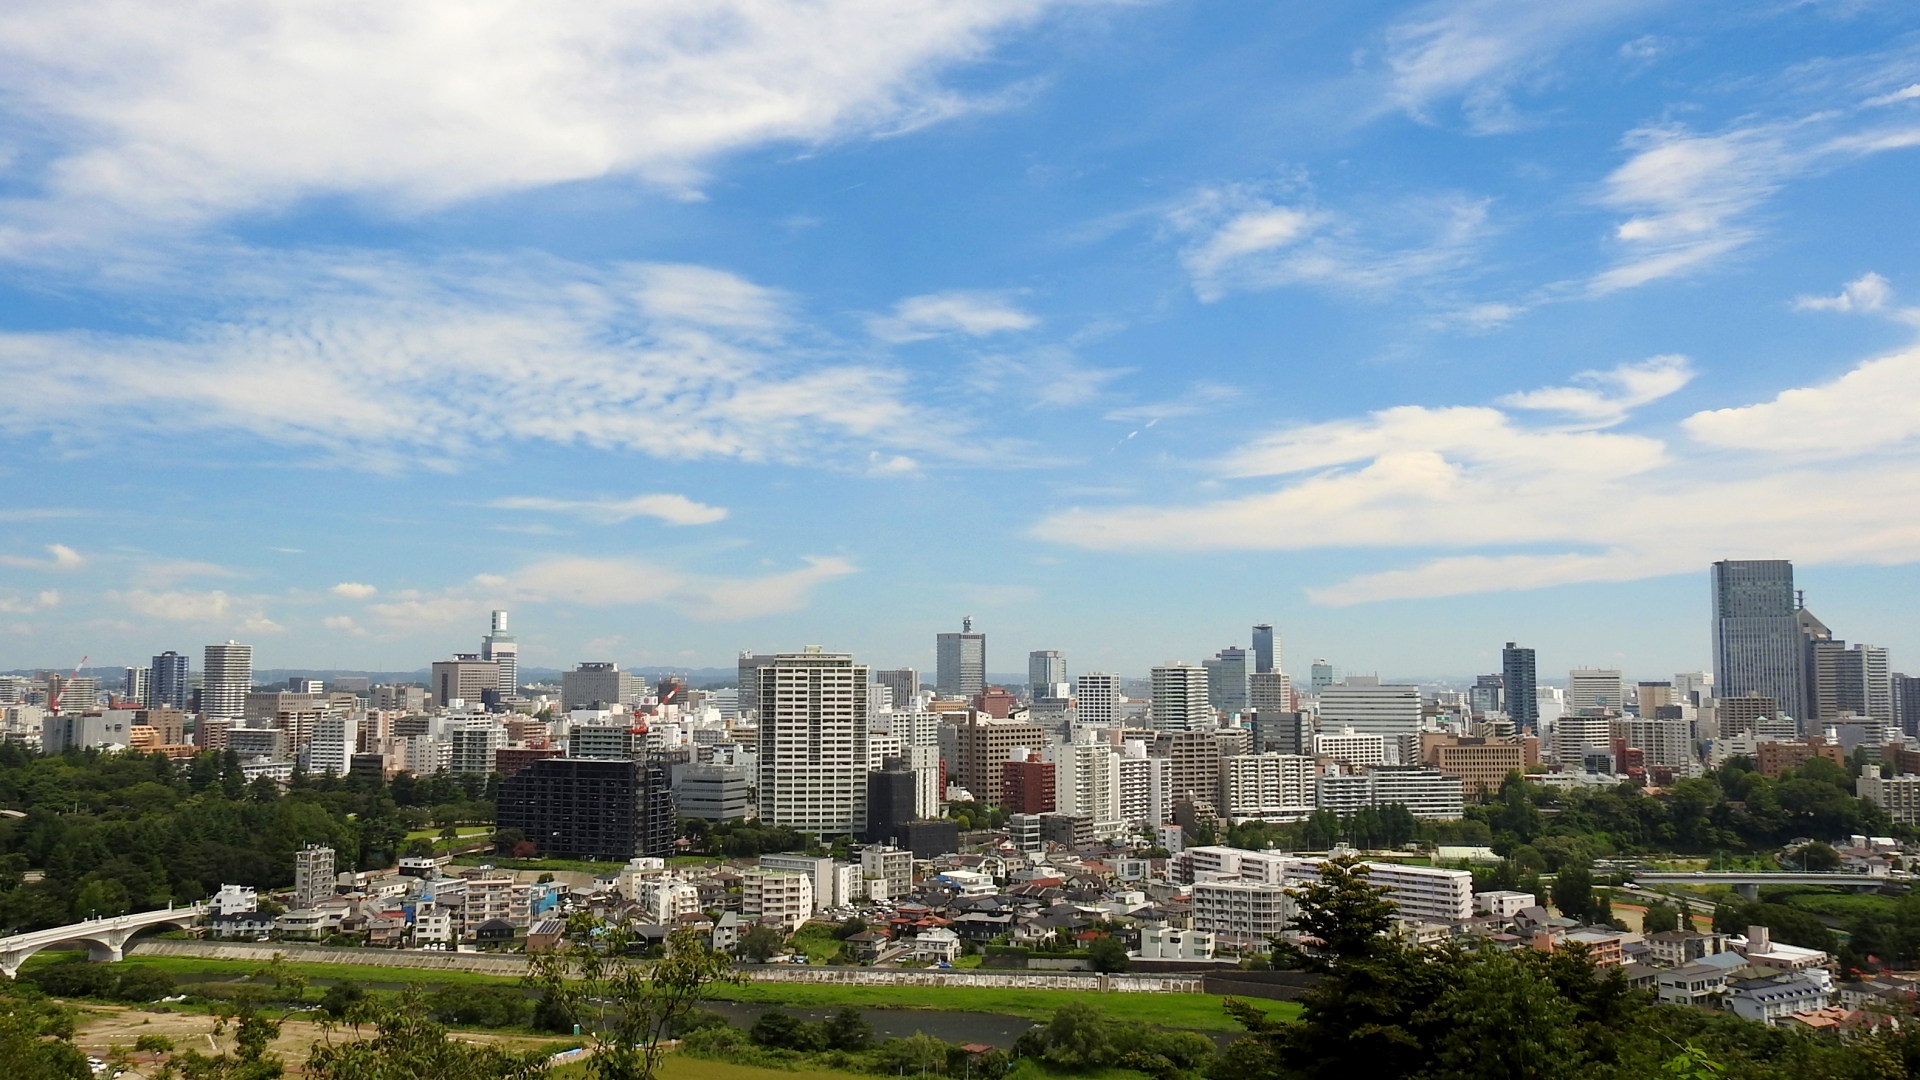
[447,718,505,775]
[1218,753,1316,821]
[293,845,335,911]
[308,714,359,777]
[460,876,516,935]
[1313,727,1386,767]
[1315,772,1374,817]
[1475,890,1537,917]
[741,868,814,931]
[1249,670,1292,716]
[760,853,843,913]
[1318,680,1421,760]
[861,845,914,898]
[1046,733,1121,825]
[1555,715,1616,768]
[1182,846,1474,922]
[1117,743,1172,826]
[1137,924,1216,961]
[1858,773,1920,825]
[867,732,904,768]
[1076,672,1121,728]
[1569,668,1627,715]
[203,640,252,722]
[1611,717,1695,770]
[1191,879,1292,940]
[1367,767,1467,819]
[1150,664,1213,732]
[643,880,703,924]
[758,649,869,835]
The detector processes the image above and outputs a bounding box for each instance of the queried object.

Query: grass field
[53,952,527,990]
[706,981,1293,1032]
[1760,885,1899,923]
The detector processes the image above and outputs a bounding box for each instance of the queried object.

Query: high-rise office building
[872,668,919,713]
[498,756,674,861]
[1151,663,1213,732]
[1249,670,1292,716]
[1809,640,1892,723]
[1469,674,1503,717]
[202,641,252,721]
[149,651,191,710]
[1568,668,1626,715]
[1319,678,1421,759]
[1894,673,1920,737]
[1711,560,1803,722]
[1204,647,1252,714]
[481,610,518,698]
[1076,672,1120,728]
[123,667,150,708]
[1251,624,1276,675]
[1027,650,1065,698]
[1310,660,1339,694]
[433,655,500,708]
[1501,642,1538,730]
[936,618,986,697]
[757,648,869,835]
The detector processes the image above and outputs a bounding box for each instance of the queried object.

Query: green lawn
[71,950,1293,1034]
[403,826,492,841]
[470,856,628,876]
[707,981,1293,1032]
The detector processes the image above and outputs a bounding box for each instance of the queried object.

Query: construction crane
[47,655,88,717]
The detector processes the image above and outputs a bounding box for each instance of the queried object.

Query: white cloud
[114,588,233,621]
[1380,0,1663,132]
[0,253,946,472]
[0,0,1084,244]
[1866,84,1920,107]
[489,494,727,526]
[1793,272,1892,313]
[969,349,1130,409]
[868,291,1038,343]
[0,590,60,614]
[1499,354,1694,426]
[1170,184,1489,302]
[1034,334,1920,605]
[133,559,239,587]
[1684,342,1920,459]
[330,582,379,599]
[322,615,369,636]
[0,543,85,570]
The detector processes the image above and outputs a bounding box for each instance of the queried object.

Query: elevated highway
[1629,870,1909,902]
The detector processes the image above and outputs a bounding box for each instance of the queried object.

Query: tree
[1552,862,1592,922]
[304,989,548,1080]
[1088,935,1131,973]
[822,1007,872,1052]
[1641,900,1681,935]
[1426,948,1584,1080]
[526,918,738,1080]
[1284,856,1397,966]
[749,1010,821,1051]
[738,923,784,962]
[1793,840,1841,871]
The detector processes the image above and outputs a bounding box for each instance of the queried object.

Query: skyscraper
[1502,642,1538,730]
[123,667,150,708]
[481,610,518,698]
[1075,672,1120,728]
[1569,668,1626,715]
[1711,559,1802,721]
[1251,624,1276,675]
[202,641,252,721]
[1150,663,1212,732]
[1027,650,1065,698]
[1204,646,1252,713]
[151,651,191,710]
[1310,660,1339,693]
[757,648,869,835]
[936,618,986,697]
[872,668,919,713]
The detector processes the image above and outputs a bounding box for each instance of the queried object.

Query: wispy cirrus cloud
[868,291,1038,343]
[0,544,85,570]
[1794,272,1892,313]
[1170,183,1491,302]
[489,494,728,526]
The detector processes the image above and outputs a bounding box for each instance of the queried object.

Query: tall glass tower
[1251,624,1275,675]
[1711,559,1802,720]
[1502,642,1538,730]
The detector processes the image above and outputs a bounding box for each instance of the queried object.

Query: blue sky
[2,0,1920,684]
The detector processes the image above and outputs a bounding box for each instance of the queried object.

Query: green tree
[1088,935,1131,973]
[1552,862,1592,921]
[304,989,548,1080]
[738,923,784,962]
[1641,900,1681,935]
[822,1007,872,1052]
[1425,948,1584,1080]
[526,918,738,1080]
[1283,856,1397,966]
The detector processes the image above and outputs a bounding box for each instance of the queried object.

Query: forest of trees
[0,744,492,933]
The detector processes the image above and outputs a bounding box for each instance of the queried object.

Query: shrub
[750,1008,824,1051]
[426,984,530,1028]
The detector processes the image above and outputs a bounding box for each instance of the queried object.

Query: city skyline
[3,4,1920,676]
